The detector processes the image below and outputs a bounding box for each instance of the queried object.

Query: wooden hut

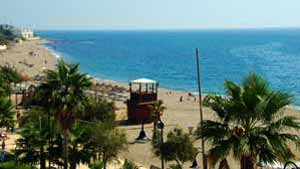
[126,78,159,122]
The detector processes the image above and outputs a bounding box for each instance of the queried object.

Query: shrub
[0,161,36,169]
[89,161,104,169]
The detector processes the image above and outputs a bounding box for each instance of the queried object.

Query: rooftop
[130,78,157,84]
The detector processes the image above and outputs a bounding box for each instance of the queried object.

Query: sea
[36,29,300,104]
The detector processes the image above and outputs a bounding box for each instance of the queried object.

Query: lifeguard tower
[127,78,159,122]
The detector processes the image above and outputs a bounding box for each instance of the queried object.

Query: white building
[15,28,35,40]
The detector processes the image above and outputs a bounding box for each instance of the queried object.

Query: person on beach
[179,96,183,102]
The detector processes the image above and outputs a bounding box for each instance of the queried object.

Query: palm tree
[0,65,22,97]
[68,122,94,169]
[195,73,300,169]
[0,96,15,130]
[41,59,92,169]
[17,108,57,169]
[0,65,22,84]
[150,100,166,135]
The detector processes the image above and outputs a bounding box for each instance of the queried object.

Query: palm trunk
[153,121,157,133]
[240,156,255,169]
[63,131,69,169]
[103,156,107,169]
[40,145,46,169]
[69,146,77,169]
[103,161,107,169]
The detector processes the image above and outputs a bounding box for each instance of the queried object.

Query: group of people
[179,92,197,102]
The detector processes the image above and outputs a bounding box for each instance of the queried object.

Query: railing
[130,93,157,103]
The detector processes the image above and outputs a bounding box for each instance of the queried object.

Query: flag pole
[196,48,207,169]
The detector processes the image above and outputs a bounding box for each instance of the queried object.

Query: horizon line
[35,26,300,32]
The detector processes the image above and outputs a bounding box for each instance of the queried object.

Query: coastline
[0,39,57,77]
[37,41,300,168]
[3,39,300,168]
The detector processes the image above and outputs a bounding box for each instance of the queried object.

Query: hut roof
[130,78,157,84]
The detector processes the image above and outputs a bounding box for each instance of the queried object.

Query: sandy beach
[0,39,56,77]
[2,40,300,169]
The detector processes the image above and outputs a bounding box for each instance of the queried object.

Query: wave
[43,45,64,59]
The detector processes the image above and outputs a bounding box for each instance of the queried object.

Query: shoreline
[37,40,300,110]
[2,38,300,168]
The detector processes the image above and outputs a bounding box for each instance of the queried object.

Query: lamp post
[283,161,299,169]
[196,48,207,169]
[157,120,165,169]
[136,120,148,143]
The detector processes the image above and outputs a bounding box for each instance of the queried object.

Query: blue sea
[37,29,300,104]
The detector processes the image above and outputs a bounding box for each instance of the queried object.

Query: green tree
[0,65,22,84]
[40,59,92,169]
[153,128,197,168]
[89,161,104,169]
[68,122,94,169]
[91,123,128,169]
[149,100,166,137]
[196,73,300,169]
[0,96,15,129]
[0,65,22,97]
[17,108,57,169]
[80,97,116,125]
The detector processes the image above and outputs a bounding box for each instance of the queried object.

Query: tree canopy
[196,73,300,169]
[152,127,197,168]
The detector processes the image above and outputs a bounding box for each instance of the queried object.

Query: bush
[89,161,104,169]
[0,161,36,169]
[169,164,182,169]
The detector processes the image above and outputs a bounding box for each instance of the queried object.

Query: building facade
[14,29,35,40]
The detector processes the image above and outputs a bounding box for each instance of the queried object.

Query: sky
[1,0,300,30]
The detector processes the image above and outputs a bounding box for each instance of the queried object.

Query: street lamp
[283,161,299,169]
[136,121,148,143]
[157,120,165,169]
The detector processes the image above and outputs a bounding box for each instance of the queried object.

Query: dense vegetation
[0,59,299,169]
[0,25,16,45]
[0,60,128,169]
[196,73,300,169]
[0,65,21,131]
[152,127,197,169]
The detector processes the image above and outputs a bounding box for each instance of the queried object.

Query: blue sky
[1,0,299,30]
